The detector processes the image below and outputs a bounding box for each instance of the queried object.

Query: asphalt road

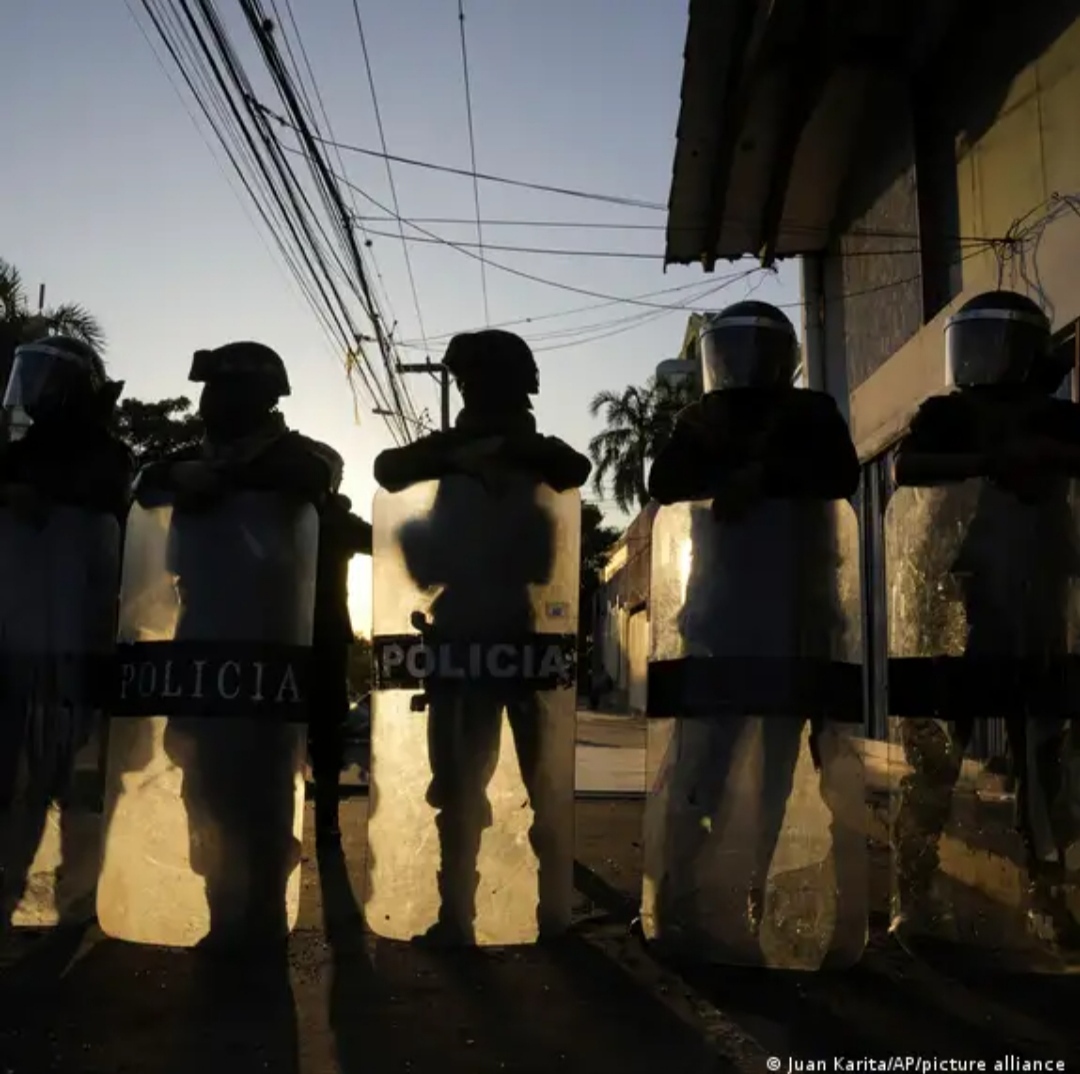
[2,713,1078,1073]
[2,791,1079,1074]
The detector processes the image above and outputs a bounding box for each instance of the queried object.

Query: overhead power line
[273,0,407,340]
[238,0,419,439]
[350,0,431,357]
[253,100,666,211]
[356,225,989,261]
[456,0,489,324]
[133,0,420,443]
[399,276,758,346]
[332,168,765,310]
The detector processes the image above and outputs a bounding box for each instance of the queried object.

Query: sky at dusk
[0,1,799,633]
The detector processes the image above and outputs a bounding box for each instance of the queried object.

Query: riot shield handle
[409,609,433,711]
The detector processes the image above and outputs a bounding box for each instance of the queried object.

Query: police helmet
[698,301,798,392]
[189,341,291,397]
[442,330,539,401]
[945,290,1051,388]
[3,335,111,415]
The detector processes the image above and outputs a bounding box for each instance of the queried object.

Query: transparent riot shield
[641,498,865,969]
[365,476,580,945]
[886,480,1080,971]
[0,506,120,928]
[97,489,317,948]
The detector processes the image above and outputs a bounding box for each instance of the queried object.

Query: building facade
[663,0,1080,746]
[593,503,656,713]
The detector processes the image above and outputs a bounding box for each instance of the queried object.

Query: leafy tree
[112,396,203,466]
[587,375,696,513]
[578,500,620,687]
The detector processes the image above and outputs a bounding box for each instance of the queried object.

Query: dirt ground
[1,795,1078,1074]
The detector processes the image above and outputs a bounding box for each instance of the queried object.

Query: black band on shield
[0,652,116,709]
[646,656,864,721]
[112,641,311,721]
[888,655,1080,719]
[373,632,578,691]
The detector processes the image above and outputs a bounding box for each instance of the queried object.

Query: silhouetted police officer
[137,342,366,882]
[650,301,858,516]
[892,290,1080,945]
[646,301,860,937]
[374,329,590,944]
[0,335,131,523]
[0,335,131,923]
[310,481,371,844]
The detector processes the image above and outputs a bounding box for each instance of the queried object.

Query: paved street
[1,715,1078,1073]
[574,710,646,796]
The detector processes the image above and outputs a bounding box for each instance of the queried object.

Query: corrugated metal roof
[664,0,764,267]
[664,0,956,268]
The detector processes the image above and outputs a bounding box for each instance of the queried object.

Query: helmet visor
[2,344,84,411]
[945,308,1049,387]
[700,318,797,392]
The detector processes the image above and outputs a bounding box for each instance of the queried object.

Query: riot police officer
[375,329,590,495]
[0,335,131,521]
[133,343,360,932]
[649,301,859,512]
[891,289,1080,950]
[373,329,590,945]
[642,301,864,965]
[0,335,131,926]
[139,342,338,509]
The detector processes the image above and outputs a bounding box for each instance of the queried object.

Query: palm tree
[0,257,106,365]
[587,375,696,513]
[0,259,106,436]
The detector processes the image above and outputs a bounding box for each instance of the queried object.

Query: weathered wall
[594,503,658,707]
[824,75,924,397]
[836,7,1080,458]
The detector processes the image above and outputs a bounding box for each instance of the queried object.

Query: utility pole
[396,360,452,431]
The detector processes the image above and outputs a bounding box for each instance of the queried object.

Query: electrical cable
[456,0,489,324]
[350,0,431,357]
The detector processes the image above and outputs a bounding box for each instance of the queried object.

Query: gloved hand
[169,461,228,512]
[449,436,513,497]
[710,460,765,523]
[988,435,1057,503]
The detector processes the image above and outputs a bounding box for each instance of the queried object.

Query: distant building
[662,0,1080,745]
[592,503,657,714]
[591,311,715,713]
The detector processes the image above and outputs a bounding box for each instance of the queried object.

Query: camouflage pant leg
[894,718,964,903]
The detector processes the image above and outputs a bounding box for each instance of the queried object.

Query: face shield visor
[699,317,798,393]
[3,341,101,419]
[944,307,1050,388]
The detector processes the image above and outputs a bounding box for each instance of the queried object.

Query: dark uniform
[373,329,590,944]
[891,291,1080,942]
[649,386,859,507]
[646,302,860,936]
[0,336,132,920]
[0,336,132,522]
[309,489,371,839]
[135,342,365,856]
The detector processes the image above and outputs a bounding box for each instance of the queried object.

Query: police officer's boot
[531,826,570,942]
[1024,851,1080,949]
[415,810,482,947]
[416,869,480,947]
